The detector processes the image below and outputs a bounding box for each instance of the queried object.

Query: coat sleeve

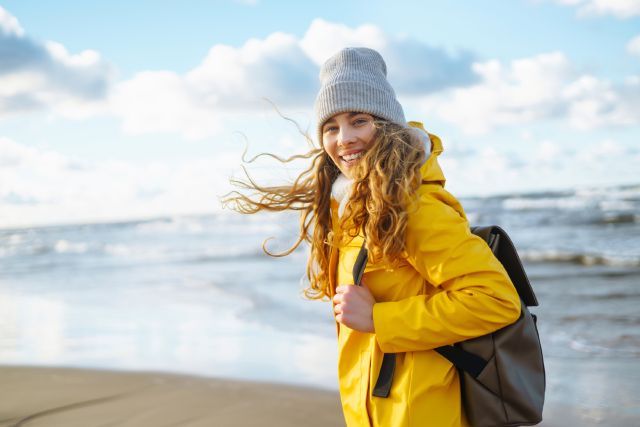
[372,185,522,353]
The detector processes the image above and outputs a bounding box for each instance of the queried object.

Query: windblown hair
[222,117,426,299]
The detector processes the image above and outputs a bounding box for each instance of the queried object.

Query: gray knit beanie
[314,47,406,144]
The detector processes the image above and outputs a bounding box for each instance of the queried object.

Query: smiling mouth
[340,151,364,165]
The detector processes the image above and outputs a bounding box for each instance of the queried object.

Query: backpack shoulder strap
[471,225,539,307]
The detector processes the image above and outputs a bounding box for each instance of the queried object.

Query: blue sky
[1,0,639,227]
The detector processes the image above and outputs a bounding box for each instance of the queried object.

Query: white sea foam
[135,216,205,234]
[53,239,89,254]
[598,199,636,211]
[502,184,640,212]
[103,243,132,256]
[576,185,640,201]
[103,243,167,260]
[7,233,23,244]
[502,196,590,211]
[520,249,640,267]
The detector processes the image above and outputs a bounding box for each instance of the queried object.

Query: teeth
[342,152,364,161]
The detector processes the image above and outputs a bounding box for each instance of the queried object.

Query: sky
[0,0,639,228]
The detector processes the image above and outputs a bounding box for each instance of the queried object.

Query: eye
[353,116,371,126]
[323,125,338,133]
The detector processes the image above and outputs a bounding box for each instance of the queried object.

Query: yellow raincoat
[328,123,522,427]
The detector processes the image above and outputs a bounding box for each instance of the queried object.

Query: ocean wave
[5,233,24,244]
[593,212,640,225]
[559,314,640,326]
[53,239,89,254]
[2,233,281,263]
[134,217,205,234]
[528,267,640,281]
[520,249,640,267]
[576,185,640,202]
[1,240,168,260]
[133,214,285,236]
[502,196,589,211]
[583,292,640,301]
[568,339,640,356]
[103,243,132,256]
[102,243,168,259]
[598,199,637,212]
[186,250,270,263]
[500,184,640,214]
[546,330,640,358]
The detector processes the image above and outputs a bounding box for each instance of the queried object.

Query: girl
[225,47,521,427]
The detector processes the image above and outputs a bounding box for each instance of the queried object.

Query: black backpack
[353,225,546,427]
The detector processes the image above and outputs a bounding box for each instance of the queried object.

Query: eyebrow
[323,112,369,125]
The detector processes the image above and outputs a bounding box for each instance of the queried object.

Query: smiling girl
[225,47,521,427]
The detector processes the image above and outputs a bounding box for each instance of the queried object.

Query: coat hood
[408,121,446,187]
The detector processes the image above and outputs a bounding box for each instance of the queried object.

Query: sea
[1,183,639,419]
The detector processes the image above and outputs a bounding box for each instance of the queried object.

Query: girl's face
[322,112,377,178]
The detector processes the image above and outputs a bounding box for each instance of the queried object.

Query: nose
[338,128,357,147]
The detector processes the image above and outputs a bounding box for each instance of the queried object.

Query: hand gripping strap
[355,225,536,399]
[352,243,396,397]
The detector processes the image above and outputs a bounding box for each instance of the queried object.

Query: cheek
[358,122,377,141]
[323,140,339,162]
[362,128,378,148]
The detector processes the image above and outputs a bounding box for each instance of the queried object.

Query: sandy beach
[0,365,344,427]
[3,365,640,427]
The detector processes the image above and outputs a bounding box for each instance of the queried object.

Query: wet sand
[1,365,638,426]
[0,365,344,427]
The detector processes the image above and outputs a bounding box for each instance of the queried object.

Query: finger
[332,293,343,305]
[333,303,342,314]
[336,285,348,294]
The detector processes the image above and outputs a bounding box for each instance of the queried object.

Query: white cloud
[627,35,640,57]
[0,5,24,37]
[563,75,640,129]
[3,10,635,140]
[412,52,640,134]
[299,20,389,66]
[187,31,317,108]
[300,19,478,93]
[1,8,476,136]
[536,140,563,163]
[577,138,628,162]
[440,135,639,197]
[578,0,640,18]
[108,19,476,139]
[413,52,572,134]
[109,71,223,140]
[549,0,640,18]
[0,6,113,119]
[108,31,318,139]
[0,137,238,228]
[0,10,479,139]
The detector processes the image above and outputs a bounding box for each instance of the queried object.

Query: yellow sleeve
[372,186,521,353]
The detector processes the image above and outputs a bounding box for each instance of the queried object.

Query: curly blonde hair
[222,117,426,299]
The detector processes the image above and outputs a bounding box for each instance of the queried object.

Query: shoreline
[0,365,344,427]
